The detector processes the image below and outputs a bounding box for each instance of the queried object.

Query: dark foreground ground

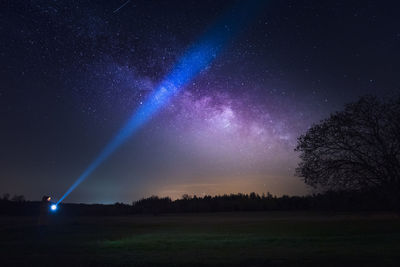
[1,212,400,266]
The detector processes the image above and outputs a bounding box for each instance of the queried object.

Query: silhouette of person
[38,195,51,227]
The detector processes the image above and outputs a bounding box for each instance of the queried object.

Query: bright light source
[50,204,57,211]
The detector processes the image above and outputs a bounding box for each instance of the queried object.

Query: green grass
[1,212,400,266]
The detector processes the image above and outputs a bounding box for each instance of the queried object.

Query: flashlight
[50,204,57,211]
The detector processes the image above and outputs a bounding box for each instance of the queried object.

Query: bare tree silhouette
[295,95,400,200]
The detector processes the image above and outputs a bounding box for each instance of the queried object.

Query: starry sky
[1,0,399,203]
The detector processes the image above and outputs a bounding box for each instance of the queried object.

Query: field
[1,212,400,266]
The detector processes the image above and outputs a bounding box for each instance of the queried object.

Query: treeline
[131,191,397,214]
[0,190,397,216]
[0,193,25,202]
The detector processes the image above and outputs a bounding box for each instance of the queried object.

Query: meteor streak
[113,0,131,14]
[56,0,264,205]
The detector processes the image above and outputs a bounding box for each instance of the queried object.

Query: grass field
[1,212,400,266]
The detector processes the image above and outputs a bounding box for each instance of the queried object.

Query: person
[38,195,51,227]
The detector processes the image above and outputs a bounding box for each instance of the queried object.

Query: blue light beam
[56,0,264,205]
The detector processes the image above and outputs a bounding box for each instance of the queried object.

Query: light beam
[56,0,264,205]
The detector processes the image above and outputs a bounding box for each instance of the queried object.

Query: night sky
[1,0,399,203]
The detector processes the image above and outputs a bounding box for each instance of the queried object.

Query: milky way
[164,91,297,166]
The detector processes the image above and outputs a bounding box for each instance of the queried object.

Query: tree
[295,95,400,197]
[1,193,10,201]
[11,194,25,202]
